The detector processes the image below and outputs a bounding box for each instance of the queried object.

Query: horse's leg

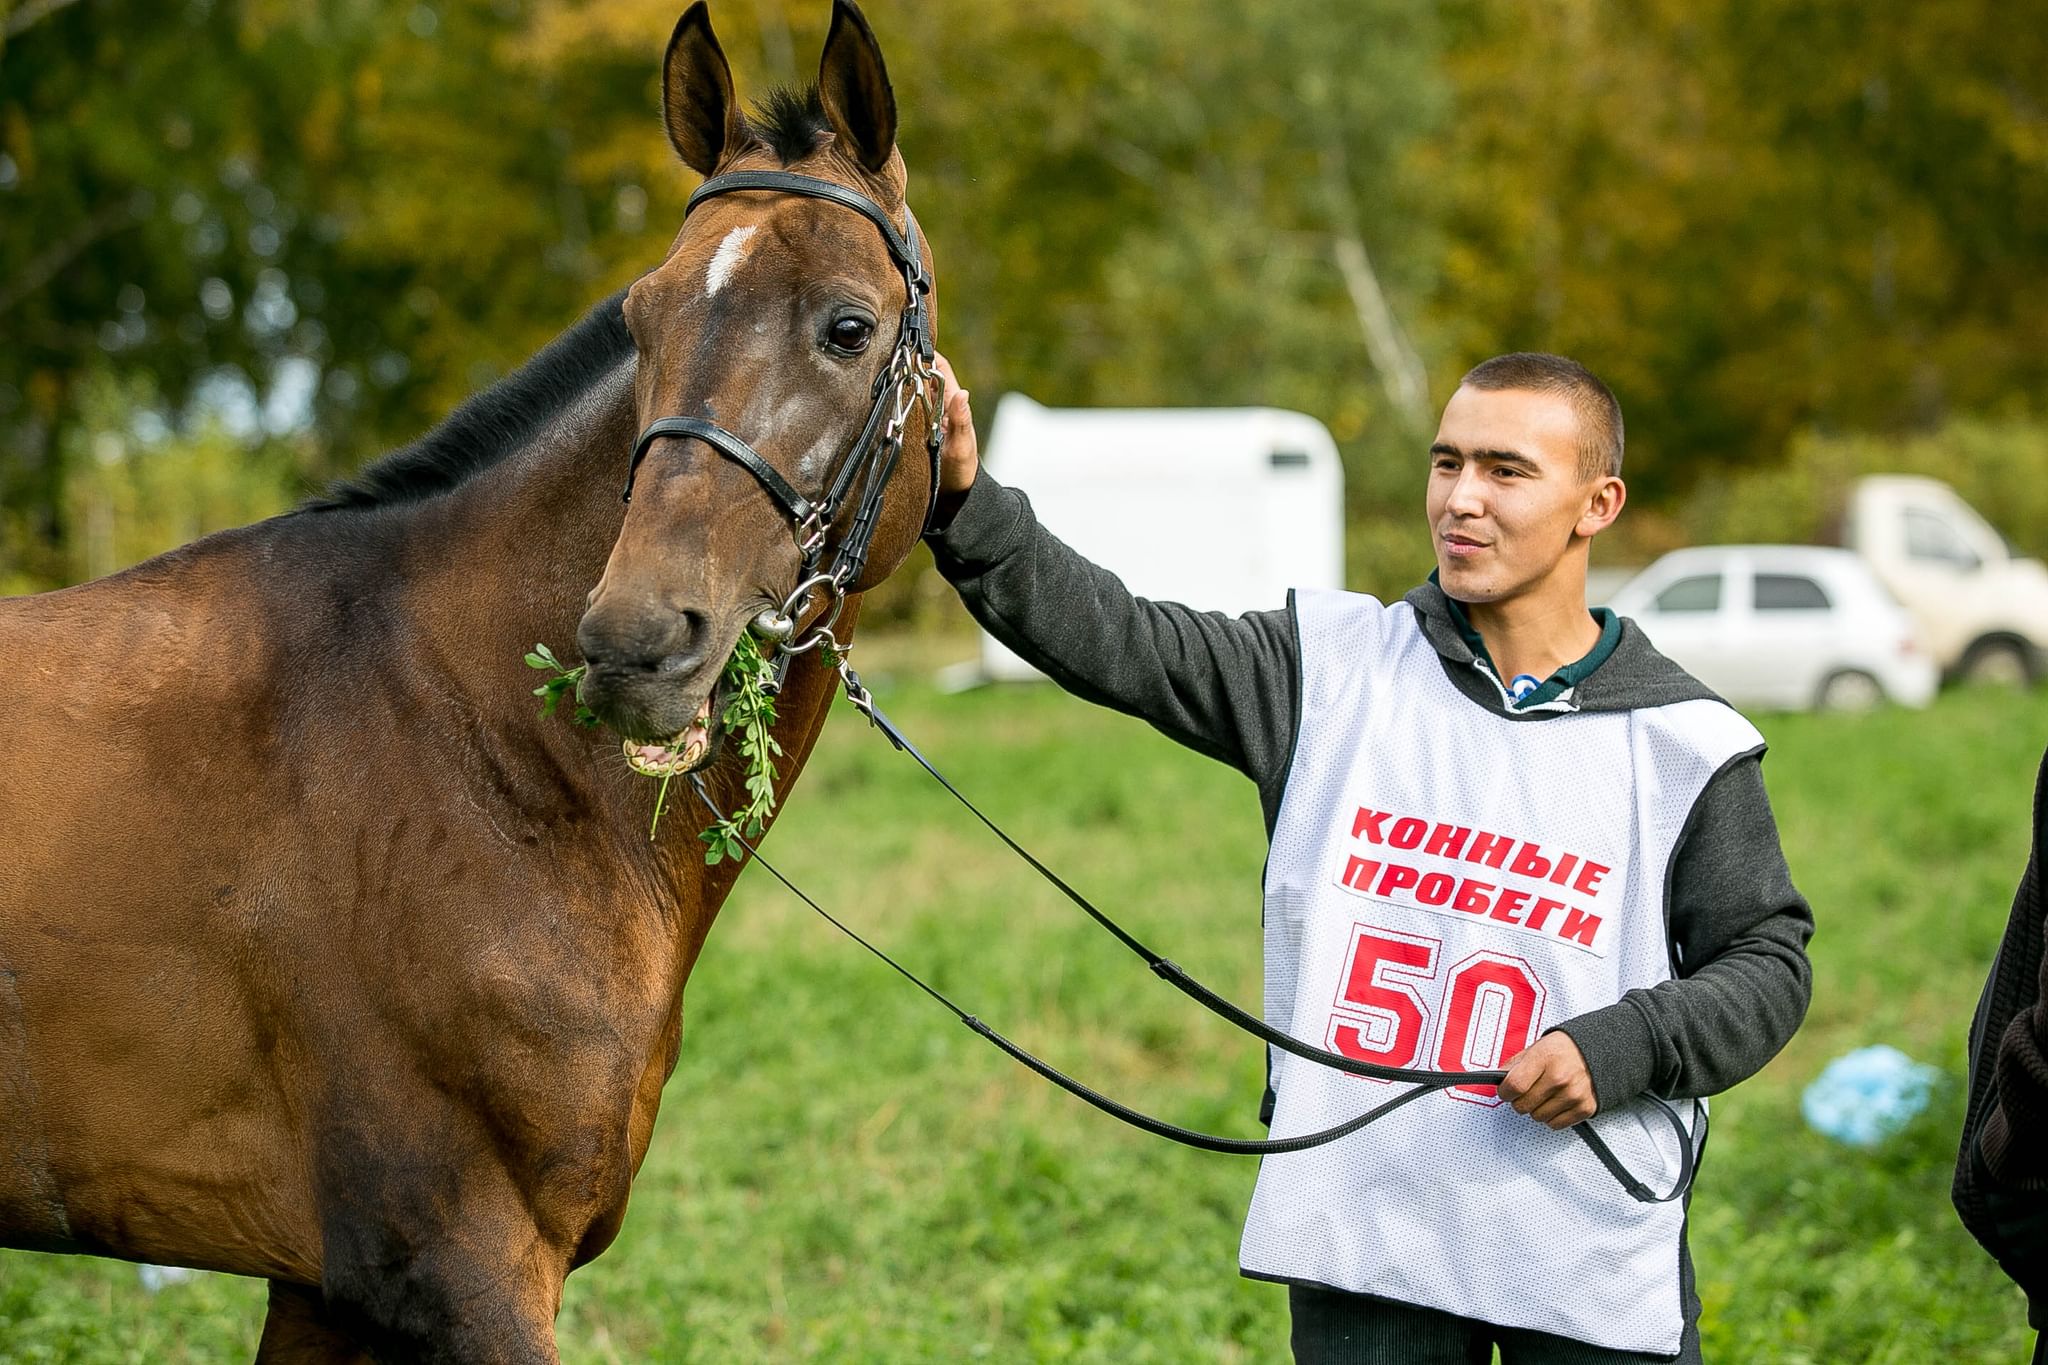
[316,1241,565,1365]
[311,1173,568,1365]
[254,1282,375,1365]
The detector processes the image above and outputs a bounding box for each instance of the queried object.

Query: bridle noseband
[621,170,943,669]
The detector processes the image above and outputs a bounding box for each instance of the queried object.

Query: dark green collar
[1428,571,1622,708]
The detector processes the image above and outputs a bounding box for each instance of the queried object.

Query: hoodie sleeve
[1975,755,2048,1191]
[1555,753,1814,1106]
[926,467,1301,814]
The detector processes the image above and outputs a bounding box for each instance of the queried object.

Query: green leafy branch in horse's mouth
[699,632,782,865]
[526,642,599,727]
[523,635,783,857]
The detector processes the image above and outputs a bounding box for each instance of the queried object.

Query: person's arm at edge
[1978,751,2048,1190]
[1552,752,1815,1108]
[1980,978,2048,1192]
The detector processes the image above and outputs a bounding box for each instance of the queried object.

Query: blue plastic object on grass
[137,1264,200,1292]
[1800,1044,1941,1148]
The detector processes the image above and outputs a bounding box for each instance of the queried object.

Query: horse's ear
[817,0,896,174]
[663,3,744,175]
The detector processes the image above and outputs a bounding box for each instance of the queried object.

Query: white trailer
[975,393,1346,682]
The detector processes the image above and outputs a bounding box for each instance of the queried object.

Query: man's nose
[1444,468,1488,517]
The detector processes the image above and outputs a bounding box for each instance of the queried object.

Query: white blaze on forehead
[704,225,759,296]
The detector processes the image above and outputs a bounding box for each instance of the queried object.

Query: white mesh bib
[1239,589,1762,1354]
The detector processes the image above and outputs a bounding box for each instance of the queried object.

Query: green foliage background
[3,0,2044,601]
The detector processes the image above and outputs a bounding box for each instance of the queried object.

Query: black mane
[746,86,831,165]
[301,289,633,513]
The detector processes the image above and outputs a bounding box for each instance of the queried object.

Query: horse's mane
[299,86,834,515]
[746,85,832,165]
[301,289,634,513]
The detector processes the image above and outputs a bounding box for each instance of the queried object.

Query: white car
[1605,545,1938,712]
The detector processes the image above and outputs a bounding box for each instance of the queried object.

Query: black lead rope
[695,681,1704,1197]
[692,778,1447,1156]
[843,690,1702,1199]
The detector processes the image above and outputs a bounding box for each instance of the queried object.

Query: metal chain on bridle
[646,171,1702,1196]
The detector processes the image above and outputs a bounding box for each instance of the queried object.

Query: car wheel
[1959,637,2035,688]
[1816,669,1885,713]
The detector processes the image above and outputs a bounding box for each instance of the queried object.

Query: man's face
[1426,385,1615,604]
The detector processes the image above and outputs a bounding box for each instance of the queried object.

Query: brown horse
[0,3,939,1359]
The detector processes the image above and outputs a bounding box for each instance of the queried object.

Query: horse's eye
[828,316,874,353]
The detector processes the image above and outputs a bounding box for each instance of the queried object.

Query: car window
[1754,573,1831,611]
[1904,507,1982,571]
[1652,574,1721,613]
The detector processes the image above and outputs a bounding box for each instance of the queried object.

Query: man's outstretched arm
[924,359,1301,809]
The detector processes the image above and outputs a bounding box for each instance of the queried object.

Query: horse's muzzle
[574,601,713,742]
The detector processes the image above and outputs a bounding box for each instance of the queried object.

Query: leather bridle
[621,169,942,670]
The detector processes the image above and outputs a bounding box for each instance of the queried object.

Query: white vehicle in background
[1842,475,2048,685]
[1607,545,1938,712]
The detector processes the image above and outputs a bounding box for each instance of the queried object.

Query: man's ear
[817,0,896,174]
[663,3,746,175]
[1577,476,1627,539]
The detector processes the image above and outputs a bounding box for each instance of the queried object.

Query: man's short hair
[1459,353,1624,480]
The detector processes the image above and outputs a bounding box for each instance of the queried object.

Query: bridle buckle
[796,509,829,560]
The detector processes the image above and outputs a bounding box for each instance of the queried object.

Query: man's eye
[828,316,874,353]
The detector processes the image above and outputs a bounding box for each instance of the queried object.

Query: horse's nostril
[577,605,709,675]
[672,609,707,656]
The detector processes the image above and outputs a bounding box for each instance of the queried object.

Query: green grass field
[3,666,2043,1363]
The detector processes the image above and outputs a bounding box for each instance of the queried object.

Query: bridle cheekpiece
[621,170,942,678]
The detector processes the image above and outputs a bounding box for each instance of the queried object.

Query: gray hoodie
[927,469,1813,1115]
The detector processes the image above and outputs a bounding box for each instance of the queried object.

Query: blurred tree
[872,0,1450,588]
[3,0,1451,596]
[0,2,408,580]
[1428,0,2048,503]
[2,1,2041,600]
[0,369,300,594]
[0,0,657,585]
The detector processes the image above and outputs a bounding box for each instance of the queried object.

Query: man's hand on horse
[1498,1032,1598,1129]
[932,352,979,493]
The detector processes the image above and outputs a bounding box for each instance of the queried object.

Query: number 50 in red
[1325,923,1548,1105]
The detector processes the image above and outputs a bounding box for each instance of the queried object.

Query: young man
[923,352,1813,1363]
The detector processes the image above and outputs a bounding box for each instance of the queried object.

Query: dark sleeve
[926,467,1301,812]
[1555,752,1814,1108]
[1949,750,2048,1324]
[1982,980,2048,1190]
[1978,778,2048,1190]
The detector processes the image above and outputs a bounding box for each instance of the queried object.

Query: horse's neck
[393,360,636,689]
[386,357,849,880]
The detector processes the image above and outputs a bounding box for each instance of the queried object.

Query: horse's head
[576,0,938,765]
